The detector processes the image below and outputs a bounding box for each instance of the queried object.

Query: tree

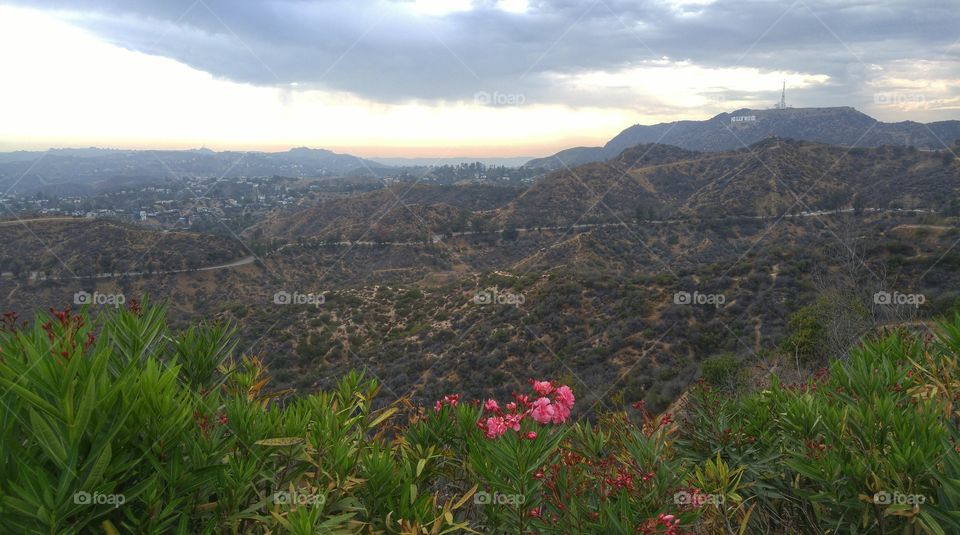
[781,304,825,365]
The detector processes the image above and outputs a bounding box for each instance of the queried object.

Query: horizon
[3,104,957,160]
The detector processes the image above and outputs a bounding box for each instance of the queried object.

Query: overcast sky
[0,0,957,156]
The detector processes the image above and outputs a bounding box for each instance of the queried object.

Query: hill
[260,140,960,239]
[245,183,524,243]
[528,107,960,170]
[511,139,960,228]
[0,217,247,279]
[523,146,605,171]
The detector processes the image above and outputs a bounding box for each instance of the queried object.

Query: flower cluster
[540,449,658,504]
[39,307,94,361]
[438,379,576,439]
[533,445,682,531]
[636,513,685,534]
[530,381,575,425]
[127,298,143,317]
[631,398,675,437]
[193,410,228,437]
[433,393,460,413]
[1,311,25,333]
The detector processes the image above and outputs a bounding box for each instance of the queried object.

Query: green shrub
[700,354,744,390]
[0,302,469,534]
[678,323,960,534]
[1,301,959,534]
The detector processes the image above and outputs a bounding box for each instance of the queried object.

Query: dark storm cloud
[12,0,960,110]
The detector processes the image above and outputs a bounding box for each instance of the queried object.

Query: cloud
[7,0,960,119]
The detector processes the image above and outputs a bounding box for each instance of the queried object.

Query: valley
[3,137,957,415]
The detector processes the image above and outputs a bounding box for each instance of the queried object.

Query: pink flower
[532,380,554,396]
[526,431,537,440]
[484,416,508,438]
[515,394,530,407]
[506,402,517,412]
[504,413,523,431]
[551,401,571,424]
[553,385,575,410]
[484,399,500,413]
[434,394,461,413]
[530,397,556,424]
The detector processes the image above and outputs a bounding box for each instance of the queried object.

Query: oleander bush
[677,323,960,534]
[0,302,958,534]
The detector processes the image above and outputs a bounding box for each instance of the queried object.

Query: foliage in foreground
[0,303,958,534]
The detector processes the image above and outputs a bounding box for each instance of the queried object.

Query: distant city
[0,164,541,234]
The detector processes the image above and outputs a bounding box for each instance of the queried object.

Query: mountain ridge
[526,106,960,170]
[257,138,960,243]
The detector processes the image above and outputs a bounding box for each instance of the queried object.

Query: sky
[0,0,957,157]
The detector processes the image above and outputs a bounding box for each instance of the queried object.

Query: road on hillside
[4,256,257,282]
[265,207,941,253]
[0,217,83,226]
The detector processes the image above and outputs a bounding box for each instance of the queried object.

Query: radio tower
[776,80,787,109]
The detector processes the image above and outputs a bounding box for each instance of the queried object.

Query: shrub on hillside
[700,354,744,391]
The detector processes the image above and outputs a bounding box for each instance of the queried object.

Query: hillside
[2,142,959,414]
[528,107,960,170]
[0,217,247,279]
[245,183,523,243]
[260,140,960,240]
[511,139,959,228]
[231,214,959,407]
[523,146,604,171]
